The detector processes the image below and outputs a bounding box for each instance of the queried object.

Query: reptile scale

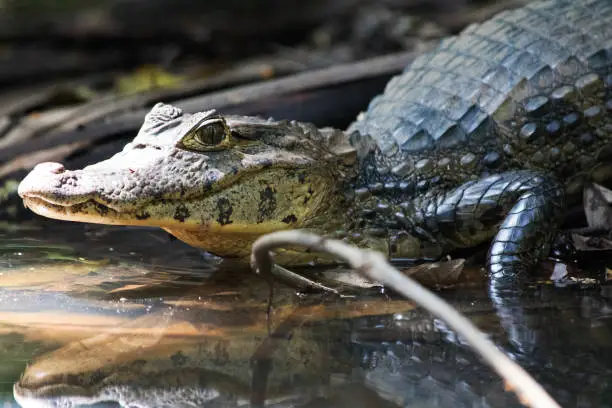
[18,0,612,289]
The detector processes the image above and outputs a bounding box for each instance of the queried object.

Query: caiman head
[18,103,361,261]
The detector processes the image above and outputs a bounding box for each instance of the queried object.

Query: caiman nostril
[33,162,65,174]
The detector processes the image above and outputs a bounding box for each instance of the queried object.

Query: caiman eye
[178,119,231,152]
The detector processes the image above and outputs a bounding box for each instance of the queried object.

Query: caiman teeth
[22,195,118,213]
[22,194,90,207]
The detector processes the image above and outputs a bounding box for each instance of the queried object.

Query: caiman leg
[486,175,566,284]
[410,170,566,286]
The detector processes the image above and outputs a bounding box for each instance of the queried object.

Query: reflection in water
[1,223,612,407]
[11,291,492,407]
[11,282,612,407]
[11,276,421,407]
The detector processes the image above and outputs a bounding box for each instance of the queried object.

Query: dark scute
[524,96,549,116]
[483,152,502,168]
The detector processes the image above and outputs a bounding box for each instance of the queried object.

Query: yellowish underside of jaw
[162,225,287,258]
[23,196,293,232]
[163,225,346,264]
[23,196,350,264]
[22,196,310,257]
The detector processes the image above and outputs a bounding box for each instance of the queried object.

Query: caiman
[17,0,612,289]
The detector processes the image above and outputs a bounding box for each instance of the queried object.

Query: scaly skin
[18,0,612,286]
[18,108,359,264]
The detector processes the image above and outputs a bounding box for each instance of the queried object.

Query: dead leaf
[584,183,612,230]
[571,233,612,251]
[400,258,468,287]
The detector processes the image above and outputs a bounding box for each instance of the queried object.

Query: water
[0,219,611,407]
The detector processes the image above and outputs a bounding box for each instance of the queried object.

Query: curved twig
[250,230,560,408]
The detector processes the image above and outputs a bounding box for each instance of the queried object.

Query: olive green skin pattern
[347,0,612,285]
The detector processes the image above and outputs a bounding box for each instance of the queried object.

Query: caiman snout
[19,162,66,199]
[18,162,96,207]
[18,162,66,198]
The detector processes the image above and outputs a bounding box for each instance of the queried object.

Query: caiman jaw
[18,161,168,227]
[19,163,344,259]
[21,196,139,226]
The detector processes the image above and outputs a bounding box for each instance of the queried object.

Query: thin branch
[271,264,341,295]
[250,230,560,408]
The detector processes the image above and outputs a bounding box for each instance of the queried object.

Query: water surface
[0,219,611,407]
